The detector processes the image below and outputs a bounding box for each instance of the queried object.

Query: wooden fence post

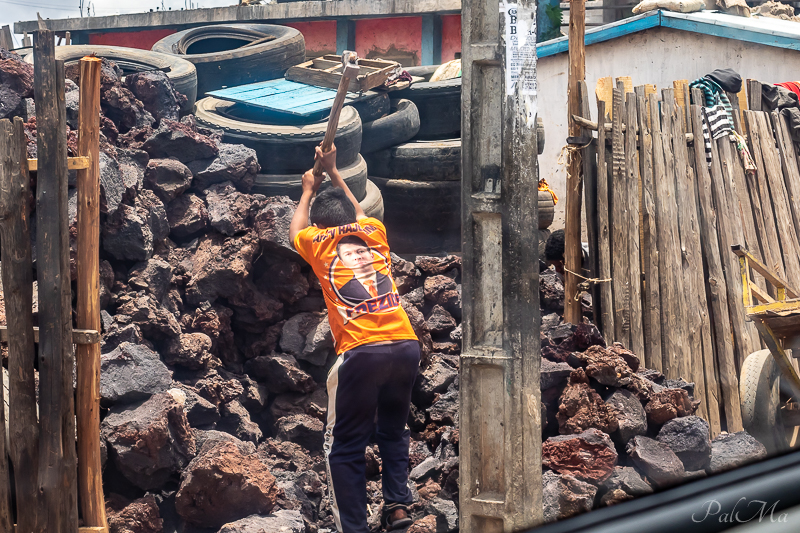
[76,56,107,531]
[0,116,43,532]
[33,29,79,533]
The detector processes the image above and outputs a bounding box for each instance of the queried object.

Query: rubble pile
[0,49,774,532]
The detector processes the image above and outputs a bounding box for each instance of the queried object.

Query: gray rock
[663,378,695,397]
[101,322,144,354]
[128,257,173,302]
[100,342,172,404]
[541,312,561,336]
[413,356,457,407]
[194,429,256,456]
[543,470,597,523]
[425,305,456,334]
[176,385,220,428]
[102,190,168,261]
[144,158,193,203]
[99,151,125,216]
[219,400,263,444]
[167,193,208,239]
[204,181,259,236]
[600,466,653,498]
[244,353,316,394]
[707,431,768,474]
[252,196,298,259]
[279,312,333,366]
[450,323,462,343]
[164,333,214,370]
[217,511,305,533]
[410,456,442,481]
[125,70,183,123]
[541,358,573,390]
[142,119,218,164]
[626,436,685,488]
[117,148,148,196]
[189,143,259,192]
[425,498,458,533]
[269,389,327,422]
[656,415,711,471]
[402,286,425,308]
[428,386,458,426]
[605,389,647,443]
[275,414,324,452]
[101,392,195,490]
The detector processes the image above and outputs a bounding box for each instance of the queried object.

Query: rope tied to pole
[565,267,612,301]
[556,137,593,169]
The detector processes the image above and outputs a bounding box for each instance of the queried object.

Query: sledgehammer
[312,50,360,176]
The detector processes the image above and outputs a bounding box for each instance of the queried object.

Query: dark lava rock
[540,268,565,311]
[391,253,421,294]
[645,388,700,425]
[626,435,685,488]
[413,356,458,407]
[144,157,193,203]
[269,389,327,422]
[164,332,214,369]
[125,70,185,123]
[188,143,259,192]
[106,493,163,533]
[279,312,333,367]
[656,415,712,471]
[204,181,260,236]
[115,293,181,340]
[175,441,280,527]
[543,470,598,523]
[425,498,458,533]
[568,344,636,387]
[415,255,461,276]
[541,358,573,390]
[100,342,172,404]
[428,387,458,426]
[142,119,218,163]
[185,231,260,306]
[175,385,220,428]
[0,49,34,120]
[219,399,263,444]
[275,413,324,452]
[423,275,459,308]
[166,193,209,239]
[252,195,297,258]
[102,190,168,261]
[217,511,305,533]
[604,388,647,443]
[542,428,618,483]
[101,391,196,490]
[707,431,768,474]
[102,83,155,133]
[557,369,619,435]
[128,257,173,302]
[599,466,653,507]
[426,305,457,335]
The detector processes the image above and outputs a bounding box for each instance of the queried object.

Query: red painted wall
[355,17,421,67]
[441,14,462,62]
[89,28,176,50]
[284,20,336,58]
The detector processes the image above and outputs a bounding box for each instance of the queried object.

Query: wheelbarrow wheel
[740,348,800,454]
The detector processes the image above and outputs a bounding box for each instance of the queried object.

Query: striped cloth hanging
[690,77,735,124]
[701,105,733,166]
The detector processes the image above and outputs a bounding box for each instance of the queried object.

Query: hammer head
[341,50,360,78]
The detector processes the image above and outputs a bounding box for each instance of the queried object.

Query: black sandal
[381,503,413,531]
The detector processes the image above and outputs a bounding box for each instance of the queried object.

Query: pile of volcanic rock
[539,313,769,523]
[0,48,463,533]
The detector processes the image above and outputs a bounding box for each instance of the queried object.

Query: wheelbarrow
[733,245,800,454]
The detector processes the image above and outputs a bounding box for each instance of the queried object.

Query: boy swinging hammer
[289,143,420,532]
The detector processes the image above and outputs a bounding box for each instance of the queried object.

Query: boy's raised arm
[316,144,367,220]
[289,169,325,242]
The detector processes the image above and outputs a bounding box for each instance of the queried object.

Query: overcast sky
[1,0,236,47]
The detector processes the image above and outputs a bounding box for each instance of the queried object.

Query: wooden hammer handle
[313,69,356,176]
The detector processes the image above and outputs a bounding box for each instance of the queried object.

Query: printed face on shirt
[336,242,375,276]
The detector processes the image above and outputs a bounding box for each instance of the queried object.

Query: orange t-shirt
[293,217,418,354]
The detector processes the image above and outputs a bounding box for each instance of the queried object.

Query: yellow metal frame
[732,245,800,398]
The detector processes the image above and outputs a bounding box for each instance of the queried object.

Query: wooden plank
[655,89,688,380]
[758,112,800,288]
[690,105,743,433]
[747,79,762,112]
[596,76,614,119]
[611,86,630,346]
[667,90,709,422]
[709,121,760,371]
[564,0,586,326]
[635,90,661,373]
[33,30,79,533]
[772,112,800,247]
[595,99,614,343]
[75,57,107,531]
[673,79,688,111]
[14,527,106,533]
[616,76,633,94]
[0,327,100,344]
[27,156,90,172]
[580,81,600,327]
[624,93,644,358]
[0,118,43,533]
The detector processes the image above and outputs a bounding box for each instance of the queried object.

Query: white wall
[537,26,800,229]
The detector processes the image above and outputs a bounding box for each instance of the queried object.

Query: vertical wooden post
[76,56,107,531]
[0,117,43,533]
[564,0,585,325]
[595,99,614,342]
[460,0,542,530]
[0,124,13,530]
[611,87,630,347]
[33,29,79,533]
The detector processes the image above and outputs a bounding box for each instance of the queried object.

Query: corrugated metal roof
[537,9,800,58]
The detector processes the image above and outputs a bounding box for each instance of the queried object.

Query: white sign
[503,3,538,98]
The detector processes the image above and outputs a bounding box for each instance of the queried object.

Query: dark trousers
[324,339,421,533]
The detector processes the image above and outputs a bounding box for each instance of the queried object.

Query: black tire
[252,154,368,202]
[351,92,391,124]
[393,76,460,140]
[363,139,459,181]
[360,179,384,221]
[539,189,555,230]
[537,116,545,155]
[152,24,305,96]
[194,96,362,173]
[26,45,198,114]
[741,349,800,455]
[360,99,420,155]
[371,176,460,254]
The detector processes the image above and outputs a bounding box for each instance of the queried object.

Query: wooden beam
[14,527,106,533]
[33,30,79,532]
[595,99,614,343]
[624,93,644,357]
[26,156,90,172]
[747,79,762,112]
[0,120,13,533]
[564,0,586,325]
[581,81,600,327]
[596,76,614,119]
[75,56,107,531]
[731,245,799,298]
[611,86,630,346]
[0,327,99,345]
[0,117,42,532]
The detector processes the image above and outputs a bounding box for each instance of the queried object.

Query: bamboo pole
[564,0,586,324]
[76,56,107,532]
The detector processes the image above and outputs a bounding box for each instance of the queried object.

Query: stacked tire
[363,66,461,254]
